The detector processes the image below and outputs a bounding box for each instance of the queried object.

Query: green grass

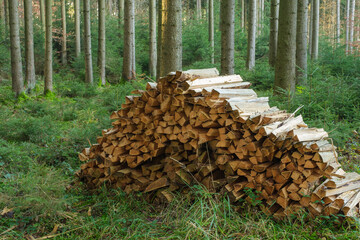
[1,56,360,239]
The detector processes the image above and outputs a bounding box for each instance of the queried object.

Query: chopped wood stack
[77,68,360,219]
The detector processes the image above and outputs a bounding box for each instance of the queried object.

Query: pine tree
[296,0,308,84]
[122,0,136,80]
[74,0,81,58]
[61,0,67,65]
[269,0,279,67]
[220,0,235,74]
[149,0,157,78]
[247,0,257,70]
[44,0,53,93]
[98,0,106,85]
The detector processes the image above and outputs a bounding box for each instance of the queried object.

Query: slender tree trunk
[296,0,308,85]
[308,0,313,54]
[241,0,245,30]
[258,0,262,35]
[159,0,182,77]
[4,0,8,31]
[220,0,235,75]
[311,0,319,60]
[8,0,23,97]
[209,0,214,64]
[156,0,162,78]
[61,0,67,65]
[349,0,356,54]
[149,0,157,78]
[197,0,202,20]
[247,0,257,70]
[75,0,81,58]
[108,0,113,15]
[24,0,36,91]
[118,0,124,30]
[44,0,53,93]
[274,0,297,93]
[98,0,106,85]
[269,0,279,67]
[336,0,340,45]
[40,0,45,31]
[122,0,135,80]
[0,0,4,29]
[83,0,93,84]
[345,0,350,54]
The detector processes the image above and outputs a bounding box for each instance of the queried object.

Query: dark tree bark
[220,0,235,75]
[9,0,24,96]
[24,0,36,91]
[274,0,297,93]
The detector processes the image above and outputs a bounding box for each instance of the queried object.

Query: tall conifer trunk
[269,0,279,67]
[44,0,53,93]
[8,0,24,96]
[75,0,81,58]
[83,0,93,84]
[122,0,136,80]
[209,0,214,64]
[98,0,106,85]
[61,0,67,65]
[311,0,319,60]
[159,0,182,77]
[220,0,235,75]
[247,0,257,70]
[274,0,297,93]
[24,0,36,91]
[296,0,308,84]
[149,0,157,78]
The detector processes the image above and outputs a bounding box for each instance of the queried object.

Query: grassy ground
[0,59,360,239]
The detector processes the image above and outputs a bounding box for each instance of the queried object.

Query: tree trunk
[296,0,308,85]
[8,0,24,97]
[61,0,67,65]
[84,0,93,84]
[274,0,297,93]
[349,0,356,54]
[336,0,340,45]
[44,0,53,93]
[122,0,135,80]
[0,0,4,30]
[4,0,8,31]
[247,0,257,70]
[98,0,106,85]
[209,0,214,64]
[311,0,319,60]
[156,0,162,78]
[197,0,201,20]
[308,0,313,54]
[75,0,81,58]
[118,0,124,30]
[258,0,262,35]
[40,0,45,32]
[345,0,350,54]
[159,0,182,77]
[269,0,279,67]
[108,0,113,16]
[241,0,245,30]
[24,0,36,91]
[220,0,235,75]
[149,0,157,78]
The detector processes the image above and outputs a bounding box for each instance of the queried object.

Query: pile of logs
[77,68,360,219]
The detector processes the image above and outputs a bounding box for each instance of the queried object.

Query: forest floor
[1,58,360,239]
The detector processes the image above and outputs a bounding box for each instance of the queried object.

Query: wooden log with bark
[77,69,360,219]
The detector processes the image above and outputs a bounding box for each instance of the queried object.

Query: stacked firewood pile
[77,68,360,219]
